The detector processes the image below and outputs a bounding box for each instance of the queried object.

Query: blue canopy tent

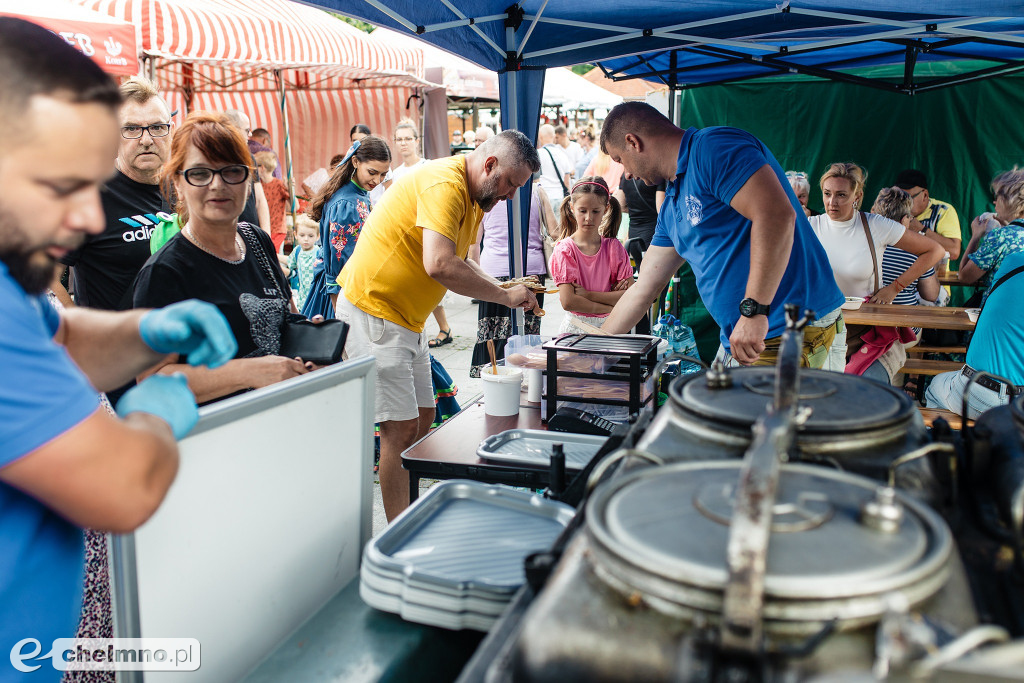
[302,0,1024,326]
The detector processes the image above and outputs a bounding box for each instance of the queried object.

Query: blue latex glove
[139,299,237,368]
[115,373,199,440]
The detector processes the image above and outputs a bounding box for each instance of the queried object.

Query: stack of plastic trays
[360,480,575,631]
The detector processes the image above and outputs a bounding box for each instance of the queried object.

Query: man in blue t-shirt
[600,102,844,367]
[0,20,236,680]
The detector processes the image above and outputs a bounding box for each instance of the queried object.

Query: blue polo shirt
[1,262,99,679]
[968,250,1024,384]
[651,126,843,348]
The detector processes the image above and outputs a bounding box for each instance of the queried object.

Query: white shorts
[337,297,434,423]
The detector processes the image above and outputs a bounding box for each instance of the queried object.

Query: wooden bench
[902,358,963,376]
[907,344,968,355]
[918,407,973,430]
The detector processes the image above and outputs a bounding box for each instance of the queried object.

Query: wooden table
[937,272,985,288]
[402,397,556,502]
[843,303,976,331]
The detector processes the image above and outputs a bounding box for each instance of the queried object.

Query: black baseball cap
[895,169,928,190]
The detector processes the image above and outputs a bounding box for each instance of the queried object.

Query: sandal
[428,329,453,348]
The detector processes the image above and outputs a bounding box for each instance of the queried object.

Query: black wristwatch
[739,297,770,318]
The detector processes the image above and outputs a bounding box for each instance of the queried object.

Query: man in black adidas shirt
[59,76,172,310]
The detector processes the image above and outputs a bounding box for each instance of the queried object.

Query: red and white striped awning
[75,0,430,87]
[71,0,438,184]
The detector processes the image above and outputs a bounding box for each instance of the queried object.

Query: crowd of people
[4,14,1024,682]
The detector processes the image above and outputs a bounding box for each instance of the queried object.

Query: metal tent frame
[305,1,1024,331]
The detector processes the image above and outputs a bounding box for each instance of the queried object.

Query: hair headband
[337,139,361,167]
[571,180,608,194]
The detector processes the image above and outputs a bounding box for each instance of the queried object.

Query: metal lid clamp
[719,304,813,654]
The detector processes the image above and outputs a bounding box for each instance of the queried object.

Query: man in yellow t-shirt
[894,169,963,261]
[337,130,541,521]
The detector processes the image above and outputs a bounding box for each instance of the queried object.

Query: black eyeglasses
[909,189,926,200]
[179,165,250,187]
[121,124,172,139]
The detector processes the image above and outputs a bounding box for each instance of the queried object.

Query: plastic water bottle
[671,323,697,357]
[653,314,676,346]
[671,323,702,375]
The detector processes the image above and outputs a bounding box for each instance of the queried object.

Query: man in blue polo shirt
[600,102,844,366]
[0,19,236,680]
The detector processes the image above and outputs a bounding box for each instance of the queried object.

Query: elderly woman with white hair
[786,170,816,217]
[872,186,942,307]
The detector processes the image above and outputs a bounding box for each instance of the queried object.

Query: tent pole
[275,69,297,243]
[505,25,524,337]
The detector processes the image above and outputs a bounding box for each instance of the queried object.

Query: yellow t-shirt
[338,155,484,332]
[917,198,961,243]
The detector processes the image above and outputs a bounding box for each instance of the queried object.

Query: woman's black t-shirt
[133,223,289,358]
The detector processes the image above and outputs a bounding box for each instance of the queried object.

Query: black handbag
[279,317,349,365]
[240,223,349,364]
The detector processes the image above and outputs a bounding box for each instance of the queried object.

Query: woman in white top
[809,162,943,370]
[810,162,942,301]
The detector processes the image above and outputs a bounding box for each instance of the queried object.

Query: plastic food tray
[360,566,510,615]
[476,429,608,470]
[363,481,574,595]
[359,581,500,632]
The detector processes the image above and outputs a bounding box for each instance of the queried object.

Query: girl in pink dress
[549,176,634,334]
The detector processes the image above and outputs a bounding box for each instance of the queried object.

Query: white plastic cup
[527,369,543,402]
[481,366,524,416]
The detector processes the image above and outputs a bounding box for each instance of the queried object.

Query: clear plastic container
[505,334,608,373]
[541,374,655,423]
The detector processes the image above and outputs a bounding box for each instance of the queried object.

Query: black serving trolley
[542,334,660,422]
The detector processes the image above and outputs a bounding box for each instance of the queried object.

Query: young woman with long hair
[301,135,391,319]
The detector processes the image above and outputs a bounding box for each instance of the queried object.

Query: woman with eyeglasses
[957,169,1024,299]
[132,112,312,403]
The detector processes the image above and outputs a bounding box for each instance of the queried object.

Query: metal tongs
[719,304,814,653]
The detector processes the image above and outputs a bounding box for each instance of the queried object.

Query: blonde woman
[809,162,943,370]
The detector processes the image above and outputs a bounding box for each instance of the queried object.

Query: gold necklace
[184,225,246,265]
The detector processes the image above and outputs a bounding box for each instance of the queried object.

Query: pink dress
[549,237,633,332]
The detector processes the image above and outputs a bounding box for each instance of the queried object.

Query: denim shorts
[925,366,1011,420]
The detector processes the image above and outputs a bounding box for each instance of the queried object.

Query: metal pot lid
[587,461,951,601]
[669,368,913,433]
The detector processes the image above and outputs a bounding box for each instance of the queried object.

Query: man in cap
[893,168,963,260]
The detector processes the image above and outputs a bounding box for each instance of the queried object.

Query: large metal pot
[636,367,936,496]
[510,461,974,683]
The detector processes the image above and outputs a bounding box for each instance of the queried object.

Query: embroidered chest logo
[685,194,703,226]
